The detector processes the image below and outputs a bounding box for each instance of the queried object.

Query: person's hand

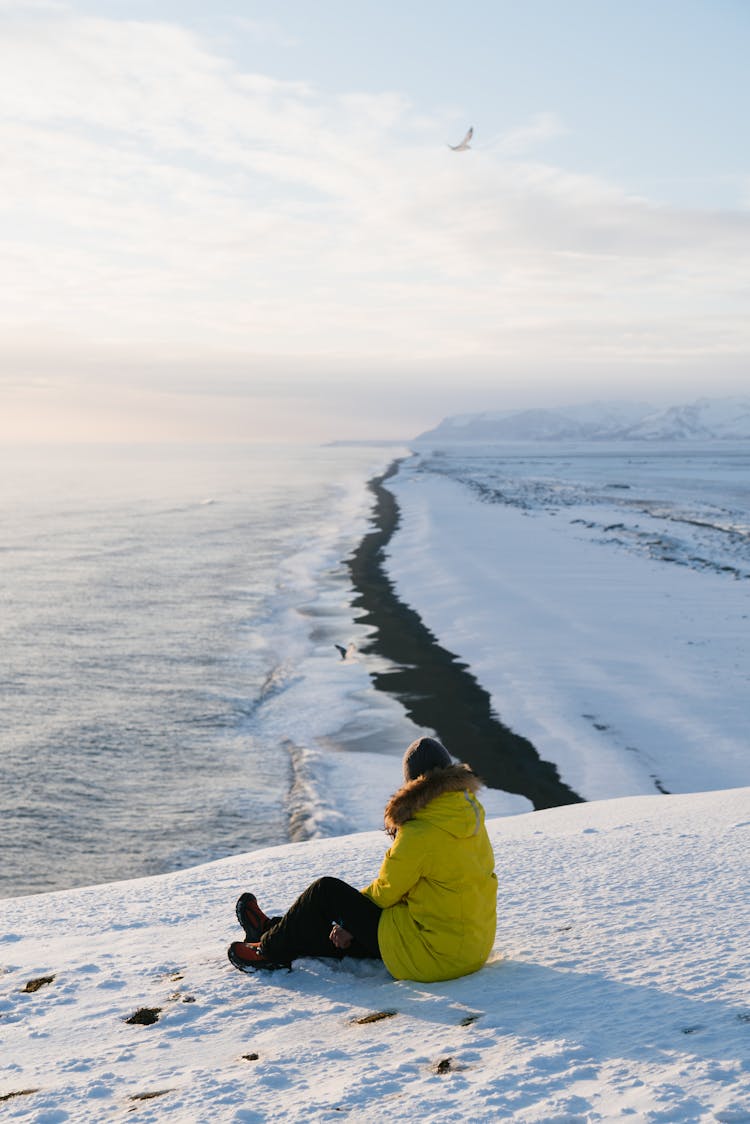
[329,923,353,950]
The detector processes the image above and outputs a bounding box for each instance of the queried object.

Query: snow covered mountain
[415,396,750,443]
[628,396,750,440]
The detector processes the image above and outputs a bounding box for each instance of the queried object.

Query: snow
[3,441,749,1120]
[383,453,749,800]
[2,791,746,1124]
[415,396,750,442]
[2,788,749,1122]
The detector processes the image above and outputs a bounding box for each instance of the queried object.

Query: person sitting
[227,736,497,983]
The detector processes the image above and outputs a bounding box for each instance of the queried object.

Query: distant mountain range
[414,396,750,444]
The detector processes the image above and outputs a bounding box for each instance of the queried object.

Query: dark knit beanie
[402,736,452,782]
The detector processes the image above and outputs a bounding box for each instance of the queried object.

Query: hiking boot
[235,893,272,943]
[227,941,288,973]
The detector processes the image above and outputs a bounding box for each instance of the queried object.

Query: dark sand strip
[348,461,583,810]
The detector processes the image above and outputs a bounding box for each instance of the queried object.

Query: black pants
[260,877,382,965]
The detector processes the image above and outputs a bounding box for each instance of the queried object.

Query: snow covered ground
[2,787,749,1122]
[2,443,749,1120]
[383,447,749,801]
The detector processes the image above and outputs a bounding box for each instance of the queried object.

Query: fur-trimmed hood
[384,763,482,837]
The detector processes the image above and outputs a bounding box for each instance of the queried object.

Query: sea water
[0,443,406,898]
[6,441,746,899]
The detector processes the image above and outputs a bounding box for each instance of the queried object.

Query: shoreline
[347,461,583,810]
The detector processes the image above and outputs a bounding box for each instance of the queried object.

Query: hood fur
[384,763,482,837]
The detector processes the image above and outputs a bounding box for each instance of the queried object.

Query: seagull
[449,126,473,151]
[334,643,357,661]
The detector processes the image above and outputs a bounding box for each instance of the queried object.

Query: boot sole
[227,944,288,973]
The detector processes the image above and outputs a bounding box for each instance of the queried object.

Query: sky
[1,0,748,442]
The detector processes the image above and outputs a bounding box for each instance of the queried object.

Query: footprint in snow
[433,1057,467,1074]
[21,975,55,994]
[125,1007,162,1026]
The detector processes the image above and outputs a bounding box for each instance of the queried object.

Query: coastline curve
[347,460,583,811]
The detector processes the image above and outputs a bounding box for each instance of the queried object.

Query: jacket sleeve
[362,824,426,908]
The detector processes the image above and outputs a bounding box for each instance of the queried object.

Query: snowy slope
[416,396,750,443]
[629,397,750,440]
[1,788,749,1123]
[383,459,749,801]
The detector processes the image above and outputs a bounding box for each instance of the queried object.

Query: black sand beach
[348,461,583,810]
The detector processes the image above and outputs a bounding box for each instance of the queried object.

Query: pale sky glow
[1,0,749,441]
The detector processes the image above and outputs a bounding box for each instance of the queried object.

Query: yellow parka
[362,764,497,983]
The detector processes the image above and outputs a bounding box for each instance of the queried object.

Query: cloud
[0,0,68,11]
[0,9,748,440]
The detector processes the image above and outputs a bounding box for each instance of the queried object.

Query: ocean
[0,443,407,899]
[4,440,747,900]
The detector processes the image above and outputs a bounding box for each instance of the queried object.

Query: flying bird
[449,126,473,151]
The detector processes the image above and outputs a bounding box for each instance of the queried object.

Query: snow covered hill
[2,788,749,1122]
[628,396,750,440]
[415,396,750,444]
